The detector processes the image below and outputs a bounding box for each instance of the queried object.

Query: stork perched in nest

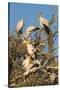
[22,54,40,76]
[23,25,40,58]
[38,12,50,35]
[23,38,37,59]
[22,38,40,75]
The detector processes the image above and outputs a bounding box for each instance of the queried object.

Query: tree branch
[53,30,58,37]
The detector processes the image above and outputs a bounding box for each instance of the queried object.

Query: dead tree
[48,31,54,53]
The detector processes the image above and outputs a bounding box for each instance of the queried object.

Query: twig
[46,66,58,70]
[53,30,58,37]
[42,68,51,75]
[10,75,23,82]
[43,59,49,66]
[51,47,58,52]
[49,15,57,25]
[32,32,38,40]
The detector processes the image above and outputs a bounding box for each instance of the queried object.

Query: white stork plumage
[38,13,50,34]
[23,39,36,59]
[22,55,33,75]
[22,54,40,76]
[27,42,36,58]
[16,19,24,34]
[26,25,40,37]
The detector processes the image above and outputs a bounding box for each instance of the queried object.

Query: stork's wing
[16,19,24,33]
[39,16,49,27]
[26,25,40,37]
[26,25,36,32]
[26,26,40,32]
[43,24,50,34]
[41,17,49,27]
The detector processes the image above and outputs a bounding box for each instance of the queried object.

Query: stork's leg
[30,67,38,73]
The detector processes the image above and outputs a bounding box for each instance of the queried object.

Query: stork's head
[37,12,43,19]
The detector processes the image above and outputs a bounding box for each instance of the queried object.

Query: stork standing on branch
[38,12,50,35]
[38,12,57,53]
[16,19,24,38]
[25,25,40,37]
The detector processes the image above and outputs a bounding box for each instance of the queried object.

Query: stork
[16,19,24,34]
[22,54,40,76]
[22,54,33,75]
[38,13,50,35]
[27,41,36,59]
[25,25,40,37]
[23,39,36,59]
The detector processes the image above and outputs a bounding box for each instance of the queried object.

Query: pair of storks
[16,14,50,35]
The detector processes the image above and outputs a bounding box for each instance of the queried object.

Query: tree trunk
[48,31,54,53]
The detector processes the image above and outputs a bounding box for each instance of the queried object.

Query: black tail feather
[34,27,40,31]
[43,24,50,34]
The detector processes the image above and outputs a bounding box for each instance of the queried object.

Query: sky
[8,2,58,55]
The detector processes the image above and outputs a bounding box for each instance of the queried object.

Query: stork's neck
[27,41,31,46]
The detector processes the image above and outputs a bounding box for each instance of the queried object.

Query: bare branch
[46,66,58,70]
[53,30,58,37]
[51,47,58,52]
[49,15,57,26]
[10,75,23,82]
